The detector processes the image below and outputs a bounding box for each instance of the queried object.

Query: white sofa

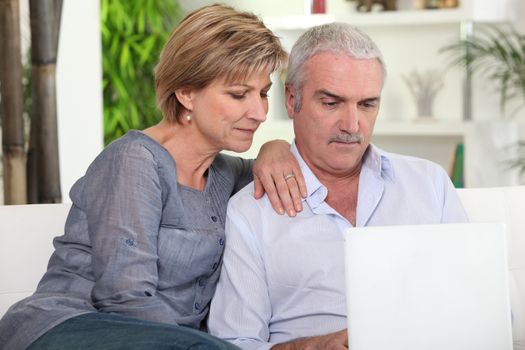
[0,203,71,316]
[458,186,525,350]
[0,187,524,348]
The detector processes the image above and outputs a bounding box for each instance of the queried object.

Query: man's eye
[360,101,378,108]
[322,101,339,108]
[260,91,269,99]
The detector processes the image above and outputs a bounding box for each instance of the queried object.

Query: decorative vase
[412,0,426,9]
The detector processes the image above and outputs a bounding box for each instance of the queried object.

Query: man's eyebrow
[315,89,381,103]
[315,89,344,100]
[360,96,381,103]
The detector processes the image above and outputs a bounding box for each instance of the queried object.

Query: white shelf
[264,14,337,30]
[334,9,474,27]
[373,120,468,137]
[264,1,515,31]
[265,10,467,30]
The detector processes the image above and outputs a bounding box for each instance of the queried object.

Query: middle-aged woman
[0,4,305,350]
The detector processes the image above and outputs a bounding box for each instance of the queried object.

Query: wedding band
[284,173,295,181]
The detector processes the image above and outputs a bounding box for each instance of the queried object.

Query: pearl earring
[186,115,192,122]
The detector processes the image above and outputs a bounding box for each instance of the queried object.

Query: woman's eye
[230,93,246,100]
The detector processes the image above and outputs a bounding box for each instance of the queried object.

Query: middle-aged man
[207,23,468,350]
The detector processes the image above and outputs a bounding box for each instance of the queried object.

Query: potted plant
[441,25,525,183]
[441,25,525,116]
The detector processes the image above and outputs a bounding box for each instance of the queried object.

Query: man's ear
[285,85,295,120]
[174,88,194,112]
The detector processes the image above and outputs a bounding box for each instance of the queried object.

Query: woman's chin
[225,140,253,154]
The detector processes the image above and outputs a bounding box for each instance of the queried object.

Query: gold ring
[284,173,295,181]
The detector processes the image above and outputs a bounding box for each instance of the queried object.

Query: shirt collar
[290,141,327,209]
[362,144,395,183]
[290,141,395,208]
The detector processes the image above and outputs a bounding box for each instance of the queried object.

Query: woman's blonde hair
[155,4,288,123]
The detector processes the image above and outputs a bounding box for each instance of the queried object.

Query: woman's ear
[175,88,194,112]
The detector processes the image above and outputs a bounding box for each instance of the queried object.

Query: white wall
[179,0,303,17]
[56,0,104,201]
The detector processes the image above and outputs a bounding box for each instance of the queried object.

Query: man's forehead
[302,56,383,96]
[303,54,383,81]
[305,52,381,67]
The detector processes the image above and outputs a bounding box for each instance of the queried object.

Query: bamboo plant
[0,0,27,204]
[101,0,181,145]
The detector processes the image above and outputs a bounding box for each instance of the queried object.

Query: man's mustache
[328,133,363,144]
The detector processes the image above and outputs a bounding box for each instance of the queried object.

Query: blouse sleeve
[77,141,179,323]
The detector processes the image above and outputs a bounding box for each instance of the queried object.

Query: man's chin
[325,152,365,174]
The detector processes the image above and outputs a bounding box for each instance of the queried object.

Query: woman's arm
[228,140,307,217]
[79,142,177,324]
[253,140,307,217]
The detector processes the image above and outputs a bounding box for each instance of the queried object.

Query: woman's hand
[253,140,307,217]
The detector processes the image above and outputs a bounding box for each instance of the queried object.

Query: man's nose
[340,105,359,133]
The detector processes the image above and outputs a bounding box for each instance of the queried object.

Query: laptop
[343,223,513,350]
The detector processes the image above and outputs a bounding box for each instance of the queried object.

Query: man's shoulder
[376,149,458,206]
[228,182,269,208]
[380,149,447,177]
[229,181,254,199]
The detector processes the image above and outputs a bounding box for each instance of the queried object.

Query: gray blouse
[0,130,253,350]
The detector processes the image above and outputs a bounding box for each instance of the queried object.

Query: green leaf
[440,24,525,118]
[101,0,182,144]
[119,42,130,70]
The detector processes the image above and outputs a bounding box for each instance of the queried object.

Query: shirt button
[198,279,205,287]
[194,302,200,310]
[219,238,225,246]
[211,216,218,222]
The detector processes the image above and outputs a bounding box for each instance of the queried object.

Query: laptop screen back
[343,223,512,350]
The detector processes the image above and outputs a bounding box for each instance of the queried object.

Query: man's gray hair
[285,23,386,112]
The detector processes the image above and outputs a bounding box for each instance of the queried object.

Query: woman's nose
[249,96,268,122]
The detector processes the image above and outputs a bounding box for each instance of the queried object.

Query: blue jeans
[27,313,240,350]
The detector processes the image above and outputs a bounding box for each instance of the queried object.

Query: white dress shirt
[208,142,468,350]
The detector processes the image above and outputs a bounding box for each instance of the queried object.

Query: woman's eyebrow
[228,82,273,90]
